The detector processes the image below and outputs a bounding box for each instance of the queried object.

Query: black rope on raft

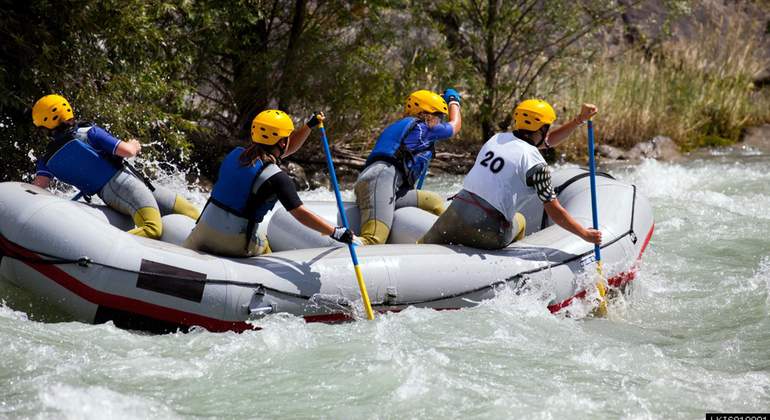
[0,239,315,301]
[0,184,641,309]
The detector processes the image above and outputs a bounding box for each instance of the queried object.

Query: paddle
[587,117,608,316]
[317,119,375,320]
[416,165,428,190]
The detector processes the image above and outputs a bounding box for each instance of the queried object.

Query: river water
[1,150,769,419]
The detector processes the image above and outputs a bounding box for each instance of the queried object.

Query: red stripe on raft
[2,223,655,328]
[0,235,254,333]
[547,224,655,313]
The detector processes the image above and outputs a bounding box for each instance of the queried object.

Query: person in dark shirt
[31,94,200,239]
[182,110,360,257]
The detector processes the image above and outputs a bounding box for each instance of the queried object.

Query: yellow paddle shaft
[354,265,374,320]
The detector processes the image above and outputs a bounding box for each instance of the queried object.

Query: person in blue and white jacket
[354,89,462,245]
[31,94,200,239]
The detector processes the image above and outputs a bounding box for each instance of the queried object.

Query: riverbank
[275,123,770,191]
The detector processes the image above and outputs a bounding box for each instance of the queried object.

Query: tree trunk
[481,0,499,140]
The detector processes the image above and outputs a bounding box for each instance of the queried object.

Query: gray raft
[0,168,653,333]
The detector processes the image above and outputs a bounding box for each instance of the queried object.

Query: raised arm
[285,112,324,157]
[542,103,598,149]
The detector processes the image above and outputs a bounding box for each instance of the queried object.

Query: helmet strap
[270,137,289,163]
[534,125,550,148]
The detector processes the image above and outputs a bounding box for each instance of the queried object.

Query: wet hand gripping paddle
[317,119,375,320]
[588,117,608,316]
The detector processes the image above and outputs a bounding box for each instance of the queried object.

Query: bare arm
[289,205,335,236]
[115,139,142,158]
[32,175,51,189]
[285,125,311,157]
[446,103,461,135]
[543,199,602,244]
[541,103,598,149]
[285,112,324,157]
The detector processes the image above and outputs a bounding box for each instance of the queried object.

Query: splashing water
[1,150,769,418]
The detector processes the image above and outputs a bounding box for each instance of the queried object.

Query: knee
[132,207,163,239]
[513,213,527,242]
[417,191,446,216]
[173,195,201,220]
[360,220,389,245]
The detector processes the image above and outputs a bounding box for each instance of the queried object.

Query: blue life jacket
[209,148,280,240]
[44,122,122,196]
[365,117,434,188]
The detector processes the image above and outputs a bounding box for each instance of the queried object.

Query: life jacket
[207,148,282,245]
[44,121,123,196]
[365,117,434,189]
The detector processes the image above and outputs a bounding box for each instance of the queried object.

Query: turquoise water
[1,151,769,419]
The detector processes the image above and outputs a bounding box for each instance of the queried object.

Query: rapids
[1,150,769,419]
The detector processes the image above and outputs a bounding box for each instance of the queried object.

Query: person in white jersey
[420,99,602,249]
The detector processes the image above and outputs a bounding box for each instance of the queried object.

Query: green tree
[0,0,201,182]
[424,0,627,140]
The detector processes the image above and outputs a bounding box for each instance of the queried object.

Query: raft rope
[0,237,315,301]
[0,174,638,308]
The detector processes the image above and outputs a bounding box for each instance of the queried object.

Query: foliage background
[1,0,769,183]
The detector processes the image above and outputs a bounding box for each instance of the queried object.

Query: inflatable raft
[0,168,653,333]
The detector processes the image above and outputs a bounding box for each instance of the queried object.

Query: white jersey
[462,133,546,222]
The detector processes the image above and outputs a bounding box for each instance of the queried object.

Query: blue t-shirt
[402,121,454,153]
[36,125,123,179]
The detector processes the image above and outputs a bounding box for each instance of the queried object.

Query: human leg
[420,189,514,249]
[354,162,399,245]
[151,185,200,220]
[98,168,163,239]
[395,189,446,216]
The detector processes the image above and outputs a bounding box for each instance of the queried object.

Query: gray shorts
[181,204,267,258]
[422,189,518,249]
[354,161,420,230]
[98,167,178,217]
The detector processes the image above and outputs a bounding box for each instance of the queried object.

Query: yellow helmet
[405,90,448,115]
[513,99,556,131]
[251,110,295,145]
[32,95,74,129]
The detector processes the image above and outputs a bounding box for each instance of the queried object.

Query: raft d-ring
[630,231,638,244]
[77,257,92,268]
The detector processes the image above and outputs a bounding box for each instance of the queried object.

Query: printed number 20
[480,151,504,173]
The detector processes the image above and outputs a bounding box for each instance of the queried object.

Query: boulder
[622,136,683,162]
[734,125,770,152]
[595,144,624,160]
[310,170,331,190]
[284,161,310,191]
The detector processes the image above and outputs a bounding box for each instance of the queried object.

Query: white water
[2,150,769,419]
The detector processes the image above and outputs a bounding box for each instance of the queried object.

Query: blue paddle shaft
[318,125,360,265]
[416,165,428,190]
[587,120,601,262]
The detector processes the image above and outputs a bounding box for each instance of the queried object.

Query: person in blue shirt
[31,94,200,239]
[182,110,360,257]
[354,89,462,245]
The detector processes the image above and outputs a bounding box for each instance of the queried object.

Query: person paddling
[354,89,462,245]
[420,99,602,248]
[182,110,360,258]
[31,94,200,239]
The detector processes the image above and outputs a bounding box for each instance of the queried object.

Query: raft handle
[248,302,276,316]
[77,257,92,268]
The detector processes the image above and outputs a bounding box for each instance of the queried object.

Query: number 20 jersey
[462,132,546,222]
